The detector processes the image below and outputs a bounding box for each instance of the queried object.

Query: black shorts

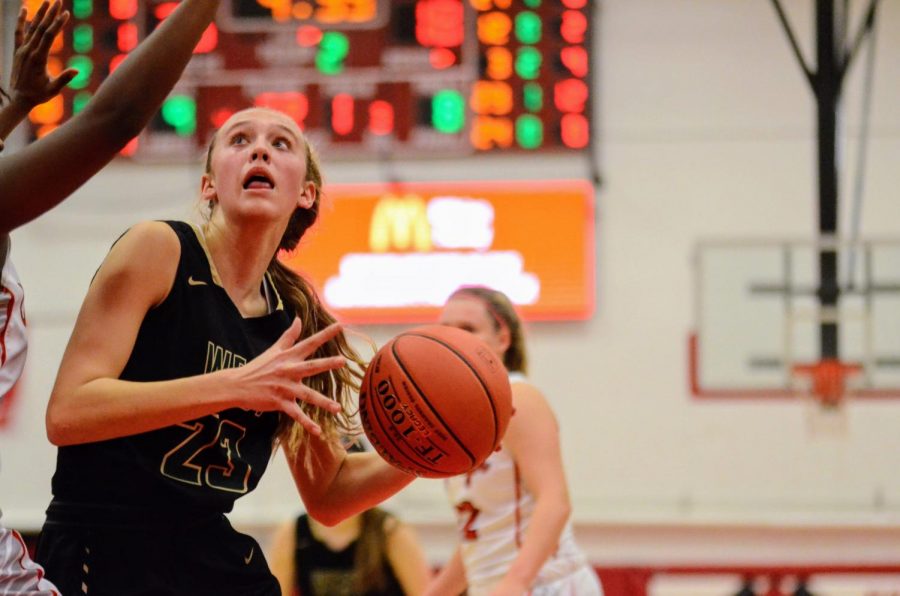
[34,502,279,596]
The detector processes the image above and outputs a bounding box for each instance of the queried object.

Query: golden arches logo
[369,194,432,253]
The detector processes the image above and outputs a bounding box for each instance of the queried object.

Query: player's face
[439,296,509,360]
[202,108,314,223]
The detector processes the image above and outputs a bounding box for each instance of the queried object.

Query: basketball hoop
[792,359,862,408]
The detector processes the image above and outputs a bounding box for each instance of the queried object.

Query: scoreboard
[27,0,593,160]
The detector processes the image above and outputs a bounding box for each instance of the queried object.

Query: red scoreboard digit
[29,0,592,160]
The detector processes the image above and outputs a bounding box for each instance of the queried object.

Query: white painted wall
[2,0,899,565]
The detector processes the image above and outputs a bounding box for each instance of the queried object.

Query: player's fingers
[28,1,58,52]
[32,1,57,38]
[15,7,27,47]
[34,8,67,57]
[289,322,343,358]
[282,401,322,437]
[273,317,303,350]
[46,9,70,39]
[26,2,50,41]
[292,383,342,415]
[290,355,347,379]
[48,70,78,95]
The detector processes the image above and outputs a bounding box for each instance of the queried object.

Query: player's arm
[384,515,433,595]
[46,222,346,445]
[423,546,467,596]
[0,99,27,144]
[267,518,298,596]
[0,0,221,236]
[0,2,77,141]
[0,101,28,144]
[283,439,415,526]
[46,221,227,444]
[490,382,572,596]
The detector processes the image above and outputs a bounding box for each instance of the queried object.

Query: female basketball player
[269,507,431,596]
[0,0,221,592]
[427,287,603,596]
[34,106,416,595]
[268,441,432,596]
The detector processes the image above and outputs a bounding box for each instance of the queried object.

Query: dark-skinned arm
[0,0,220,236]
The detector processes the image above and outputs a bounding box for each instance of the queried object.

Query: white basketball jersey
[0,248,27,401]
[444,373,589,594]
[0,247,59,592]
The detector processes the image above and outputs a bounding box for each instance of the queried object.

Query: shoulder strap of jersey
[163,221,215,286]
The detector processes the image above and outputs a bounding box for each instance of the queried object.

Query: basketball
[359,325,514,478]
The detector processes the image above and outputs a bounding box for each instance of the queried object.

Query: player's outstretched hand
[229,318,346,436]
[10,0,78,108]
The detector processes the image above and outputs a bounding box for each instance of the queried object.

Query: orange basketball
[360,325,513,478]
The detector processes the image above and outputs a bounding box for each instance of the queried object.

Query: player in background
[426,286,603,596]
[34,106,415,594]
[268,441,432,596]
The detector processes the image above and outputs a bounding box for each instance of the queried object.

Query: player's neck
[201,221,276,316]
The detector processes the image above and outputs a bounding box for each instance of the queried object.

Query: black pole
[815,0,841,361]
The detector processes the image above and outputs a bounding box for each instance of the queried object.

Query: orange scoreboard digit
[280,179,596,323]
[32,0,593,160]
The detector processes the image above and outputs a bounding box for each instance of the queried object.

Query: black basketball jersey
[294,512,405,596]
[49,221,292,517]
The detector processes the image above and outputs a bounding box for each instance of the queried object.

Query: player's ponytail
[267,260,366,453]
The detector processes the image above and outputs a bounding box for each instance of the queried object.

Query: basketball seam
[364,355,451,477]
[403,332,502,450]
[392,334,497,465]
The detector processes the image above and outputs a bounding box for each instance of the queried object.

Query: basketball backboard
[690,238,900,405]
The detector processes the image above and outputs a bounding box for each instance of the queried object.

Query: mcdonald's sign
[368,194,432,253]
[280,180,595,323]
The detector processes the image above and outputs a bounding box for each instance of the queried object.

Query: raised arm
[284,439,415,527]
[46,222,346,446]
[0,0,221,236]
[0,2,76,141]
[490,382,572,596]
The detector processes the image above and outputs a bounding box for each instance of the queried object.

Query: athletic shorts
[0,524,60,596]
[34,504,278,596]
